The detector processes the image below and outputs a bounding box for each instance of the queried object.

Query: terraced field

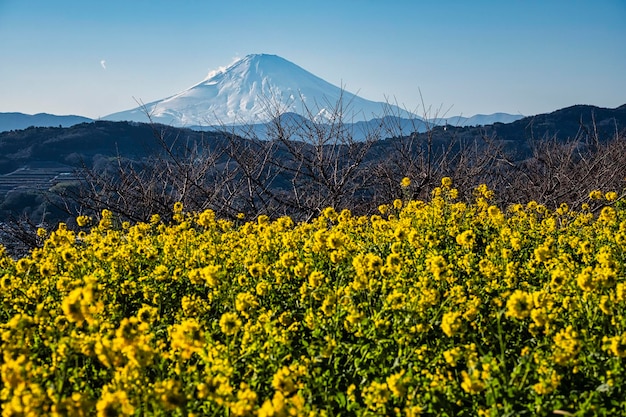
[0,162,80,196]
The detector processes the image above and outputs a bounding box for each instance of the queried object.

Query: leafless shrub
[494,126,626,210]
[59,125,241,224]
[5,92,624,258]
[0,214,44,258]
[253,92,379,220]
[366,102,507,206]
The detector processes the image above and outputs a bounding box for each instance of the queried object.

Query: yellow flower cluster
[1,180,625,415]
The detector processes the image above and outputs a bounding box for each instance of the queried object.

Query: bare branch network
[1,92,625,256]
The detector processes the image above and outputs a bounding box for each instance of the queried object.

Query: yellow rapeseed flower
[62,287,91,325]
[362,380,390,412]
[326,231,344,250]
[441,311,462,337]
[441,177,453,188]
[96,387,135,417]
[589,190,603,200]
[386,370,406,397]
[76,215,91,227]
[308,271,325,288]
[506,290,533,320]
[460,370,485,394]
[170,319,204,359]
[271,366,297,395]
[235,292,258,317]
[603,333,626,358]
[219,312,242,336]
[456,230,476,248]
[155,379,186,411]
[552,326,580,366]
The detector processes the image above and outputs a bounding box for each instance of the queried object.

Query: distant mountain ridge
[0,112,92,132]
[1,104,622,172]
[480,103,626,143]
[2,54,525,131]
[190,110,526,139]
[438,112,524,127]
[5,55,619,133]
[105,53,419,125]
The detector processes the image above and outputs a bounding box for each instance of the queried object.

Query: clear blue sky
[1,0,624,119]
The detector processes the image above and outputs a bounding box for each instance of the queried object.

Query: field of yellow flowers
[1,178,625,416]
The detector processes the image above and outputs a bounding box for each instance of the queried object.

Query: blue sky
[1,0,624,119]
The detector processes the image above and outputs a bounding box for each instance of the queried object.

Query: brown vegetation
[1,97,625,256]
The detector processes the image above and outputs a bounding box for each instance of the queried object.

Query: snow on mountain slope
[105,54,416,126]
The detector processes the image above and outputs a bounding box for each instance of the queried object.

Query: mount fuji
[104,54,417,126]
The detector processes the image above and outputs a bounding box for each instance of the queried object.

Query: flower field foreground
[1,180,626,416]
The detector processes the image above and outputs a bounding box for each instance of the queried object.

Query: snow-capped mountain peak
[105,54,414,126]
